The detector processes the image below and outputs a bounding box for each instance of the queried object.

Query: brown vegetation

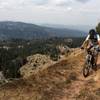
[0,49,99,100]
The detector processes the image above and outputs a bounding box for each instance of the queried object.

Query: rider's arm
[97,34,100,46]
[81,35,90,49]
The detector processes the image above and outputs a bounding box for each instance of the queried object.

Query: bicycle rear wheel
[92,62,97,71]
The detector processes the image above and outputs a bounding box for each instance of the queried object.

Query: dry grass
[0,48,99,100]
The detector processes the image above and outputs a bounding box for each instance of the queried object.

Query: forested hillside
[0,21,85,40]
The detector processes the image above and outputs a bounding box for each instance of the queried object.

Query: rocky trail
[0,49,100,100]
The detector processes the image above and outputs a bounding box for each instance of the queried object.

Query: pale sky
[0,0,100,26]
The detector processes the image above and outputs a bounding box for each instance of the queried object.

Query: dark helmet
[89,29,96,35]
[89,29,97,39]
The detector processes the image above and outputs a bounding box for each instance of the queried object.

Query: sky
[0,0,99,26]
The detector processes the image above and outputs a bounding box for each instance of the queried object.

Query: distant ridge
[0,21,86,40]
[42,23,94,32]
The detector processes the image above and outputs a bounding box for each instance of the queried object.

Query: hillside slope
[0,21,85,40]
[0,49,100,100]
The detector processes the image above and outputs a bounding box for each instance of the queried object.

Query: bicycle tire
[83,63,90,77]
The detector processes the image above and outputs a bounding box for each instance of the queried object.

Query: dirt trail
[0,49,99,100]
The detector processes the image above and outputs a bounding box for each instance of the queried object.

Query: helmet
[89,29,95,35]
[89,29,97,40]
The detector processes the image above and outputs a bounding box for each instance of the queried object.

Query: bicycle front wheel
[83,63,90,77]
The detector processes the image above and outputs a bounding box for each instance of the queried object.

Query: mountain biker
[81,29,100,68]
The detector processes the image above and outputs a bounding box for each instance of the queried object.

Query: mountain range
[42,23,94,32]
[0,21,86,40]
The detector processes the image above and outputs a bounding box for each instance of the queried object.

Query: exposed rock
[58,45,70,55]
[20,54,53,78]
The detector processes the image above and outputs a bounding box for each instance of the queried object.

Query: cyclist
[81,29,100,68]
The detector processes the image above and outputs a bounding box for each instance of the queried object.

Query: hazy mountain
[65,25,94,32]
[42,24,94,32]
[0,21,86,40]
[43,26,85,37]
[0,21,49,40]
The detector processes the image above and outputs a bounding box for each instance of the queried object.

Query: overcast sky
[0,0,99,26]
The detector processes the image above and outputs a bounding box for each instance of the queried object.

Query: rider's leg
[95,54,98,65]
[93,53,98,70]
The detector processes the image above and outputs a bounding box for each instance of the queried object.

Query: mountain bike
[82,46,98,77]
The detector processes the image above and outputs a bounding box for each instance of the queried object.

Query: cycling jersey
[86,34,100,41]
[85,34,100,45]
